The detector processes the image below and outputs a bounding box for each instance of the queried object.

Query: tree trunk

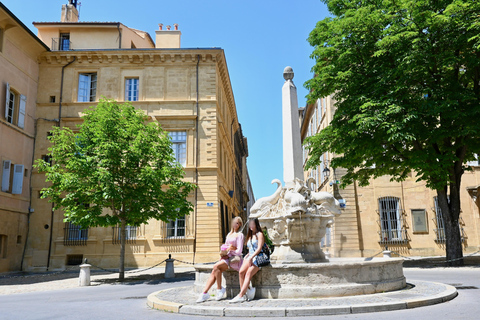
[436,186,464,266]
[119,217,126,280]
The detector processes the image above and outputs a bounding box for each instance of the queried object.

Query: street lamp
[323,166,331,178]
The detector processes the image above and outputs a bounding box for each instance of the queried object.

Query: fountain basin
[194,258,406,299]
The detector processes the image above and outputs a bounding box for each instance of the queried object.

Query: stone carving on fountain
[250,178,341,264]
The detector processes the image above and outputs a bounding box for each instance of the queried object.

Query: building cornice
[38,49,221,65]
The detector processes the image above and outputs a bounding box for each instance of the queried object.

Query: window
[169,131,187,166]
[125,225,137,240]
[112,225,137,244]
[0,235,7,258]
[5,86,15,124]
[378,197,405,242]
[78,73,97,102]
[41,155,52,166]
[433,196,464,243]
[59,33,70,50]
[125,78,139,102]
[50,96,56,103]
[64,222,88,246]
[4,83,26,128]
[167,216,186,238]
[1,161,24,194]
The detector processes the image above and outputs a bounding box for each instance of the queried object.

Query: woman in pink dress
[196,216,244,303]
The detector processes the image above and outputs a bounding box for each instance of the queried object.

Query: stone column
[282,67,303,188]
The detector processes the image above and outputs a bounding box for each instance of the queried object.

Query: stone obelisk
[282,66,304,188]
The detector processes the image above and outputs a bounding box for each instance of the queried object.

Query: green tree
[35,99,196,279]
[305,0,480,265]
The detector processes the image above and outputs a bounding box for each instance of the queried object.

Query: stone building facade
[0,3,49,273]
[0,2,252,272]
[301,96,480,258]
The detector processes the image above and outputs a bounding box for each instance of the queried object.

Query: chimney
[61,1,79,23]
[155,23,181,48]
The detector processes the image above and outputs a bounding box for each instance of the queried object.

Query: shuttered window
[11,164,24,194]
[1,160,11,192]
[18,95,26,129]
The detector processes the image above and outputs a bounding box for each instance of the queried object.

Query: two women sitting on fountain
[230,218,266,303]
[196,217,245,303]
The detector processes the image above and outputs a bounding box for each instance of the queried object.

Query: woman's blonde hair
[228,216,243,236]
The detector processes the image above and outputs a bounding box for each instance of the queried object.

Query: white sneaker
[229,294,246,303]
[196,292,210,303]
[246,287,256,301]
[215,287,226,301]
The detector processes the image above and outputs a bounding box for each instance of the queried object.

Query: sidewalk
[0,266,195,295]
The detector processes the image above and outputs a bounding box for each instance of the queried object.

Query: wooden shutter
[1,160,11,192]
[18,94,26,128]
[11,164,24,194]
[4,83,10,120]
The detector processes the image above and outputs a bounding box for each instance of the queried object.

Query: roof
[33,21,121,25]
[33,21,156,47]
[0,2,50,51]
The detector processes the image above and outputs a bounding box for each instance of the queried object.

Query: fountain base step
[147,280,457,317]
[194,258,406,299]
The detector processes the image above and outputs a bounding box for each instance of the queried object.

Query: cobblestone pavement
[0,267,195,295]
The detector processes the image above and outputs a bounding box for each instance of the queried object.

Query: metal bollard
[383,250,392,258]
[79,260,91,286]
[164,254,175,279]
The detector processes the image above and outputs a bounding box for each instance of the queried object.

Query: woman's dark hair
[246,218,262,241]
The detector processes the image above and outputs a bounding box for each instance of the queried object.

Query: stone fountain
[194,67,406,299]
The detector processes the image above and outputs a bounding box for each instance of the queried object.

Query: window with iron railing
[51,34,72,51]
[161,215,187,243]
[112,225,138,244]
[433,197,465,243]
[64,222,88,246]
[377,196,409,244]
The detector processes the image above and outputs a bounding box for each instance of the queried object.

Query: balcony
[51,38,73,51]
[378,228,410,245]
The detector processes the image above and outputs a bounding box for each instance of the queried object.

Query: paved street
[0,266,479,320]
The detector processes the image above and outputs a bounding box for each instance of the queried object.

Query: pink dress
[221,233,244,271]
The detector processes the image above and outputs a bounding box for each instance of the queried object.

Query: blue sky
[3,0,330,199]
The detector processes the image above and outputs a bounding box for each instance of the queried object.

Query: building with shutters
[300,96,480,258]
[0,3,49,273]
[18,1,253,271]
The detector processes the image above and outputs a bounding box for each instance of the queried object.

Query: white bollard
[79,263,91,286]
[383,250,392,258]
[164,255,175,279]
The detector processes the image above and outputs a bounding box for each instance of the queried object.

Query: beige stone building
[301,96,480,258]
[15,1,252,271]
[0,3,48,273]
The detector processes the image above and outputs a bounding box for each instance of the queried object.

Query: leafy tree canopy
[36,99,196,229]
[305,0,480,190]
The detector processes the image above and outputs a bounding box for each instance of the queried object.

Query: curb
[146,282,457,317]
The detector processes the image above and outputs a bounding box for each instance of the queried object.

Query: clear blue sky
[3,0,330,199]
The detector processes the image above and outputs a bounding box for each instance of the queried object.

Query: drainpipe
[47,56,76,270]
[59,56,76,121]
[192,55,200,264]
[117,23,122,49]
